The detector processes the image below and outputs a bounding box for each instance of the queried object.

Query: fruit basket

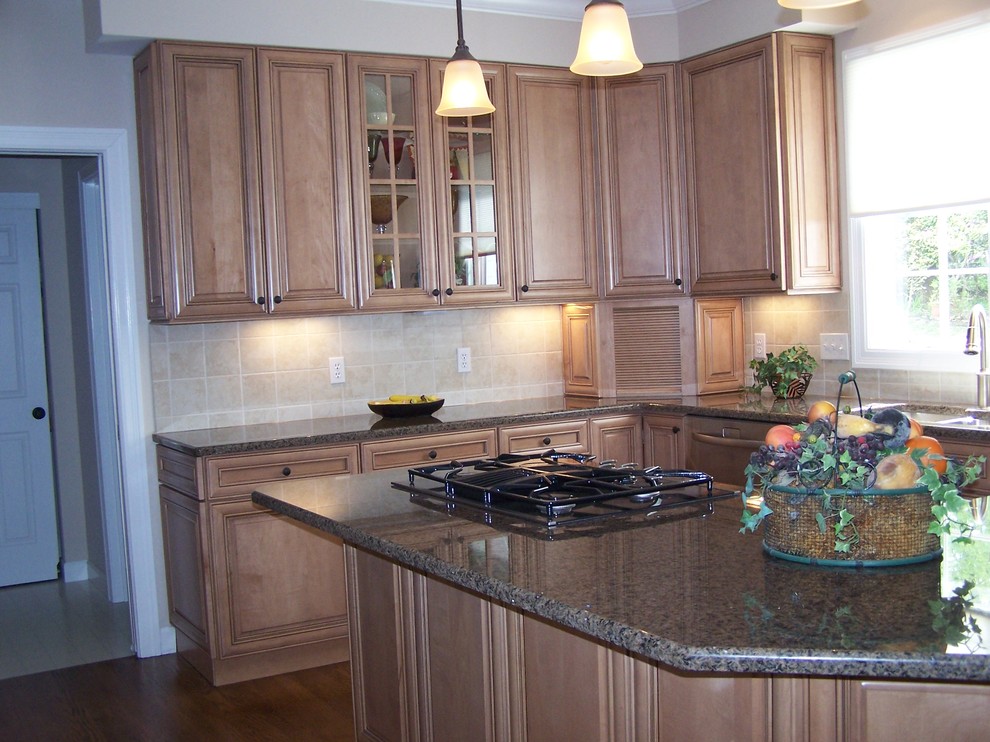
[741,371,982,567]
[368,395,444,418]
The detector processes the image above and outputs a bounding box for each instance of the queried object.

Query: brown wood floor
[0,654,355,741]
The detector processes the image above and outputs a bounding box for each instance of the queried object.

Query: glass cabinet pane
[443,80,500,291]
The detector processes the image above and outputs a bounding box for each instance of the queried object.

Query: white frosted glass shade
[569,1,643,77]
[778,0,860,8]
[435,58,495,117]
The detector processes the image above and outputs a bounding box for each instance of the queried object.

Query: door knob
[32,407,46,420]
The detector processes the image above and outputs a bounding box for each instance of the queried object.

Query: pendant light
[570,0,643,77]
[777,0,860,8]
[435,0,495,117]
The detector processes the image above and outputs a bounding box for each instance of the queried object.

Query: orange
[905,435,946,475]
[907,417,923,439]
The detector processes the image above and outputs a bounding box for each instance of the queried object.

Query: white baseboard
[61,560,90,583]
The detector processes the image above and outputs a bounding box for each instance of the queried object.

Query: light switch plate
[820,333,849,360]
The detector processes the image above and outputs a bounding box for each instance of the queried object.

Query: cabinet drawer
[205,445,359,500]
[498,420,589,454]
[361,430,497,471]
[158,445,202,499]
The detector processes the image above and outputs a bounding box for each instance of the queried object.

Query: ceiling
[365,0,715,21]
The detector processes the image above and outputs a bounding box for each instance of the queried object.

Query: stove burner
[393,450,735,532]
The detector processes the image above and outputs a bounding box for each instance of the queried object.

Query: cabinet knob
[432,288,441,297]
[256,296,265,305]
[282,467,292,476]
[674,278,682,286]
[520,284,530,293]
[542,436,552,446]
[273,295,282,304]
[32,406,47,420]
[770,272,778,282]
[428,450,438,460]
[672,426,681,434]
[445,287,453,296]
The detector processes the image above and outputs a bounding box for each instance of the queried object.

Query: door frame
[0,125,171,658]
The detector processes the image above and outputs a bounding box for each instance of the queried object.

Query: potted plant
[740,375,983,567]
[749,344,818,399]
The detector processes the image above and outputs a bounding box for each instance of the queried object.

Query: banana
[385,394,440,404]
[835,413,893,438]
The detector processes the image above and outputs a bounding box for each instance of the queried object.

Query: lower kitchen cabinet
[590,414,644,465]
[642,414,684,469]
[345,545,772,741]
[156,443,356,685]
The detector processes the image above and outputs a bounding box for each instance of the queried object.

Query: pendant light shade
[570,0,643,77]
[777,0,860,8]
[436,0,495,117]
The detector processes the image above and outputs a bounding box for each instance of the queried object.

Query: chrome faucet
[964,304,990,409]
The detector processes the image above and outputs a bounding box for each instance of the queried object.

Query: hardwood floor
[0,655,355,741]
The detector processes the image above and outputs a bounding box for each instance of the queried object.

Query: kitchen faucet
[964,304,990,410]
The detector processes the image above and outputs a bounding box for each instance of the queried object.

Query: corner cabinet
[134,41,355,322]
[507,66,600,301]
[680,33,840,296]
[597,65,685,297]
[157,444,355,685]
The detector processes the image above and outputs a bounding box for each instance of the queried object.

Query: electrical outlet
[754,333,767,360]
[457,347,471,373]
[820,333,849,361]
[330,357,346,384]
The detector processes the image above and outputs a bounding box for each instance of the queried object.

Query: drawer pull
[542,436,552,446]
[672,426,681,434]
[428,450,438,459]
[282,466,292,476]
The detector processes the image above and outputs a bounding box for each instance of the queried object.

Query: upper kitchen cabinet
[428,60,515,306]
[348,55,440,311]
[680,33,840,296]
[507,66,599,302]
[597,64,685,297]
[134,42,355,322]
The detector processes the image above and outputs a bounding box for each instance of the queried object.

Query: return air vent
[613,306,682,394]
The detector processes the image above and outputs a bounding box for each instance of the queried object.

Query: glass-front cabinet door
[349,55,439,310]
[429,60,514,306]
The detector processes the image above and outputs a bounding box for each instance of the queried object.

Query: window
[846,15,990,370]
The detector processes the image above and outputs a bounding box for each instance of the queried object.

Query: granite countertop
[253,468,990,683]
[154,392,990,457]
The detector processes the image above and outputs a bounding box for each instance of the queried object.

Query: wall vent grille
[613,306,682,393]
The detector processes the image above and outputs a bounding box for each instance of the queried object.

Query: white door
[0,193,59,586]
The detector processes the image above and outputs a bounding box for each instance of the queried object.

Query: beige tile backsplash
[151,306,565,432]
[152,292,973,433]
[743,293,974,408]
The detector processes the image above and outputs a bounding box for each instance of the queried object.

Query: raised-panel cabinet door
[429,60,515,306]
[258,49,356,314]
[508,66,599,301]
[590,414,644,466]
[209,500,348,658]
[348,54,440,311]
[681,36,781,295]
[159,42,267,319]
[599,65,685,297]
[643,414,683,469]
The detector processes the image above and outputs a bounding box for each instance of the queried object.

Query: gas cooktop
[392,451,738,537]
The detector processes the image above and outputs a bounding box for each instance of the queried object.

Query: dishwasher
[683,415,774,487]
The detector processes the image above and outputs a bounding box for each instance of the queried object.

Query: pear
[873,453,921,490]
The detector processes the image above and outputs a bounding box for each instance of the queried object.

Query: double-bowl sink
[858,403,990,432]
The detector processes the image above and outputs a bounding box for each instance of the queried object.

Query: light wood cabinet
[134,41,355,321]
[345,544,773,741]
[681,33,840,296]
[694,297,746,394]
[507,65,600,301]
[360,428,497,471]
[498,418,590,455]
[597,64,685,297]
[156,443,357,685]
[643,414,684,469]
[590,414,644,465]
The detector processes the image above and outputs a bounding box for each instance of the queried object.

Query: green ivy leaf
[815,512,827,534]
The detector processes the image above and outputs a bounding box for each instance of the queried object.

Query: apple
[873,453,921,490]
[807,400,837,424]
[765,424,798,448]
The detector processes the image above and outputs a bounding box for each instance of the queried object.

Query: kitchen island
[253,467,990,740]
